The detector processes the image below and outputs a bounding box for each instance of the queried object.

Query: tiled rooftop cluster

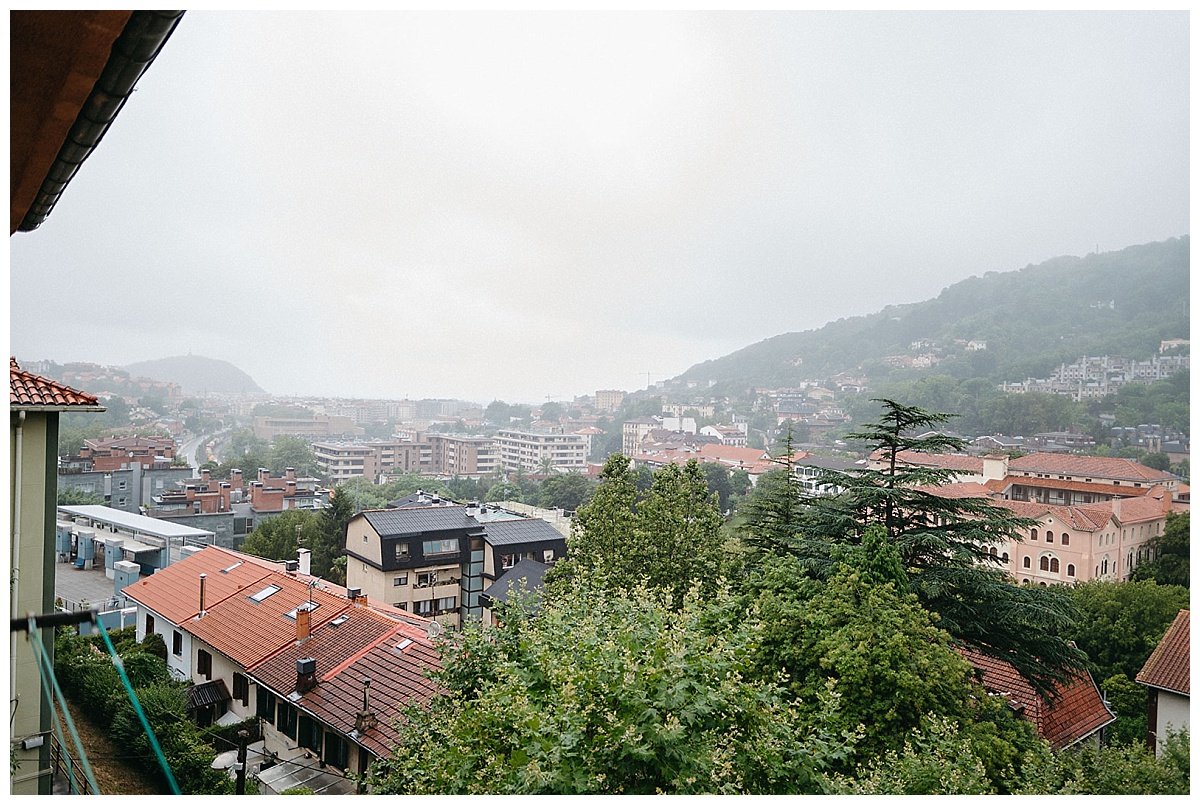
[10,357,101,408]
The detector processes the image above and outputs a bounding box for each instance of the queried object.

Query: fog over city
[8,11,1188,404]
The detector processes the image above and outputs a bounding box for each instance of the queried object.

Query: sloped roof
[885,450,985,474]
[10,357,103,409]
[360,507,479,537]
[1137,609,1190,696]
[1009,452,1176,483]
[483,558,550,606]
[184,573,352,668]
[482,518,565,547]
[122,546,273,624]
[959,647,1115,750]
[920,482,996,499]
[993,475,1156,498]
[250,606,404,698]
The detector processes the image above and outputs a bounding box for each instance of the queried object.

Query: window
[233,673,249,707]
[393,574,408,587]
[1002,552,1010,563]
[249,584,282,602]
[1046,532,1054,544]
[500,554,516,570]
[299,715,322,752]
[197,649,212,680]
[434,596,457,615]
[1066,564,1075,577]
[417,571,436,588]
[145,613,155,636]
[1049,558,1060,573]
[1039,556,1050,571]
[1061,533,1070,546]
[277,702,298,739]
[394,542,409,559]
[393,602,408,611]
[1022,557,1031,569]
[543,549,555,563]
[257,688,276,724]
[423,538,458,556]
[172,630,182,656]
[414,599,434,617]
[324,732,349,770]
[1030,529,1038,541]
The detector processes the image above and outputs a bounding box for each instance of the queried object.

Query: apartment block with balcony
[313,439,431,484]
[425,434,499,477]
[495,429,587,475]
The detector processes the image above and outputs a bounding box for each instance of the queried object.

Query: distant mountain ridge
[673,237,1189,393]
[123,355,265,395]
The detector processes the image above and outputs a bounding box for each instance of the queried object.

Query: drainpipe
[11,411,26,719]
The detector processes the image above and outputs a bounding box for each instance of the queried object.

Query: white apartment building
[495,429,587,474]
[312,439,431,483]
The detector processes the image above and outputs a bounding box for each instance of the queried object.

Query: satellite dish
[426,620,444,638]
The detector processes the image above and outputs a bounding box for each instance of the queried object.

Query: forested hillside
[123,355,265,395]
[678,237,1188,392]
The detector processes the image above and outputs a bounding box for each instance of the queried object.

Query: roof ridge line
[320,621,415,682]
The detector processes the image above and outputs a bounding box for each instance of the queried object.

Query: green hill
[123,355,265,395]
[675,237,1189,393]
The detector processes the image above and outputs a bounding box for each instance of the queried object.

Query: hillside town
[10,9,1189,799]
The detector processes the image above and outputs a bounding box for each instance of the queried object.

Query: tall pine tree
[741,399,1085,697]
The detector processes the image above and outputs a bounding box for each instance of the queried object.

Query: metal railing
[50,732,99,795]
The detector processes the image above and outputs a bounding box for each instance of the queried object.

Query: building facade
[495,429,587,475]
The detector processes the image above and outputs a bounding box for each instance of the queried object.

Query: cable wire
[95,617,182,795]
[27,621,100,794]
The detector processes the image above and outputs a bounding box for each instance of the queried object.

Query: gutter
[11,412,25,721]
[18,10,186,232]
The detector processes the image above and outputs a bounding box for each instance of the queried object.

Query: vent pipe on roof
[198,572,207,618]
[354,677,377,734]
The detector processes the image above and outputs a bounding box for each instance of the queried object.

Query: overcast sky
[8,11,1189,404]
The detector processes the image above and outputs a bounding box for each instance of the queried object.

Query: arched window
[1021,579,1030,586]
[989,546,998,557]
[1039,556,1050,571]
[1002,552,1010,563]
[1031,529,1038,541]
[1039,581,1047,587]
[1061,533,1070,546]
[1046,532,1054,543]
[1067,564,1075,577]
[1023,556,1031,569]
[1102,558,1109,575]
[1049,558,1060,573]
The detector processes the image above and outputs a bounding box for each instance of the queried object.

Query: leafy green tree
[485,480,522,503]
[700,462,734,512]
[1015,732,1189,794]
[833,716,995,795]
[1099,673,1147,747]
[57,486,106,505]
[745,399,1085,697]
[310,490,354,583]
[266,435,319,477]
[1068,579,1189,681]
[1131,511,1189,588]
[364,584,858,794]
[538,401,564,422]
[550,456,725,608]
[536,473,593,512]
[1140,452,1171,471]
[241,510,320,563]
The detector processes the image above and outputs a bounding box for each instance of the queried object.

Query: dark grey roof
[795,455,861,472]
[362,507,478,537]
[482,518,565,546]
[186,679,230,710]
[482,559,550,606]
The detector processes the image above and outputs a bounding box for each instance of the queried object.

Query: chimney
[297,547,311,576]
[259,467,269,481]
[201,468,211,483]
[286,467,295,480]
[285,560,299,573]
[296,657,317,693]
[354,677,377,734]
[1111,496,1123,522]
[296,603,312,642]
[198,573,207,618]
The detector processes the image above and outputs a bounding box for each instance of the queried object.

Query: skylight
[284,603,321,620]
[249,584,282,602]
[330,615,350,627]
[395,638,413,651]
[220,561,244,574]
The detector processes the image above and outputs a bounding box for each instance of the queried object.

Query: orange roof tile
[959,646,1114,750]
[10,357,102,408]
[1009,452,1176,483]
[185,573,353,668]
[1137,610,1189,696]
[884,450,985,474]
[919,482,996,499]
[995,475,1155,498]
[122,546,274,624]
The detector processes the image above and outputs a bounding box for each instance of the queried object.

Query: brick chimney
[286,467,296,481]
[296,603,312,642]
[296,657,317,694]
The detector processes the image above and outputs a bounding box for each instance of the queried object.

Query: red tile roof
[994,475,1156,498]
[882,450,985,474]
[10,357,102,408]
[959,647,1114,750]
[919,482,996,499]
[1137,610,1190,696]
[1009,452,1176,483]
[122,546,274,624]
[185,573,353,668]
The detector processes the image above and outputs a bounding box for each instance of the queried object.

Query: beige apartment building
[425,434,500,477]
[312,439,430,483]
[495,429,587,474]
[594,389,626,413]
